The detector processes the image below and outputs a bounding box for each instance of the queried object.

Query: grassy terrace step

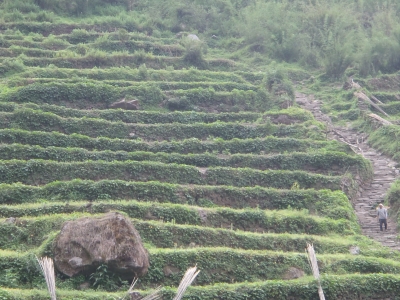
[0,22,153,36]
[0,129,348,154]
[0,103,312,124]
[3,274,400,300]
[15,67,255,83]
[0,54,181,69]
[0,159,343,189]
[6,78,258,92]
[0,181,355,220]
[0,214,389,258]
[180,274,400,300]
[0,54,236,71]
[0,42,184,56]
[1,82,270,111]
[1,247,400,289]
[0,201,357,235]
[0,110,319,140]
[0,144,370,176]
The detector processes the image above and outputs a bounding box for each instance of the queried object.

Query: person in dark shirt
[377,203,388,231]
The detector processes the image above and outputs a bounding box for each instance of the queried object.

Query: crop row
[2,82,272,111]
[0,103,311,125]
[2,274,400,300]
[0,109,316,141]
[0,144,371,177]
[11,77,257,92]
[16,66,257,84]
[0,159,343,188]
[0,199,357,236]
[1,54,235,71]
[1,38,185,55]
[0,214,354,252]
[0,129,347,154]
[0,180,356,220]
[1,214,389,258]
[1,246,400,289]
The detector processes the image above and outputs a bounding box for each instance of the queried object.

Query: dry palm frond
[36,256,57,300]
[127,277,139,294]
[140,286,163,300]
[173,266,200,300]
[123,277,162,300]
[125,266,200,300]
[306,244,325,300]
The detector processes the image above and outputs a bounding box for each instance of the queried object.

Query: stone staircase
[296,92,400,250]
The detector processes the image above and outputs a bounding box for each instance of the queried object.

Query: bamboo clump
[306,243,325,300]
[36,256,57,300]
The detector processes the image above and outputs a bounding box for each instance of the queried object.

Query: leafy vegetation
[1,0,400,298]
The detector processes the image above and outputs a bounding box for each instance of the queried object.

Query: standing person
[377,203,388,231]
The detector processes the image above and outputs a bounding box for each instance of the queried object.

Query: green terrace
[0,159,344,189]
[2,0,400,298]
[1,82,273,111]
[0,104,312,125]
[11,67,260,84]
[2,246,400,290]
[3,274,400,300]
[0,181,357,220]
[0,201,357,236]
[0,110,321,140]
[0,144,371,176]
[0,129,348,153]
[0,214,380,255]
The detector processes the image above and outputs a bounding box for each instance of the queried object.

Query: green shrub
[0,128,349,154]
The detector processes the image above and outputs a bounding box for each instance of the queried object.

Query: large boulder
[53,212,149,278]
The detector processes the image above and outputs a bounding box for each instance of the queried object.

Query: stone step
[297,93,400,252]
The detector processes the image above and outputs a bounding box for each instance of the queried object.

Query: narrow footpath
[296,92,400,250]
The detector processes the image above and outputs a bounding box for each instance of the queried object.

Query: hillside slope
[1,1,400,299]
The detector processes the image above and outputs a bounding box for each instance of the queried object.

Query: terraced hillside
[2,2,400,300]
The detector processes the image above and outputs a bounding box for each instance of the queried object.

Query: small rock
[187,34,200,41]
[110,99,139,110]
[197,209,208,223]
[349,246,360,255]
[283,267,305,280]
[189,242,196,248]
[68,257,83,268]
[5,217,16,224]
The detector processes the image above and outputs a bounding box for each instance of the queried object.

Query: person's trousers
[379,218,387,231]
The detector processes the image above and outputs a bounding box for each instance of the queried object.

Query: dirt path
[296,92,400,250]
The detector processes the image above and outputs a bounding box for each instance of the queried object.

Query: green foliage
[0,144,371,177]
[183,38,207,67]
[0,200,357,236]
[0,159,344,190]
[0,58,25,76]
[0,128,348,154]
[0,109,319,140]
[178,274,400,300]
[89,264,122,291]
